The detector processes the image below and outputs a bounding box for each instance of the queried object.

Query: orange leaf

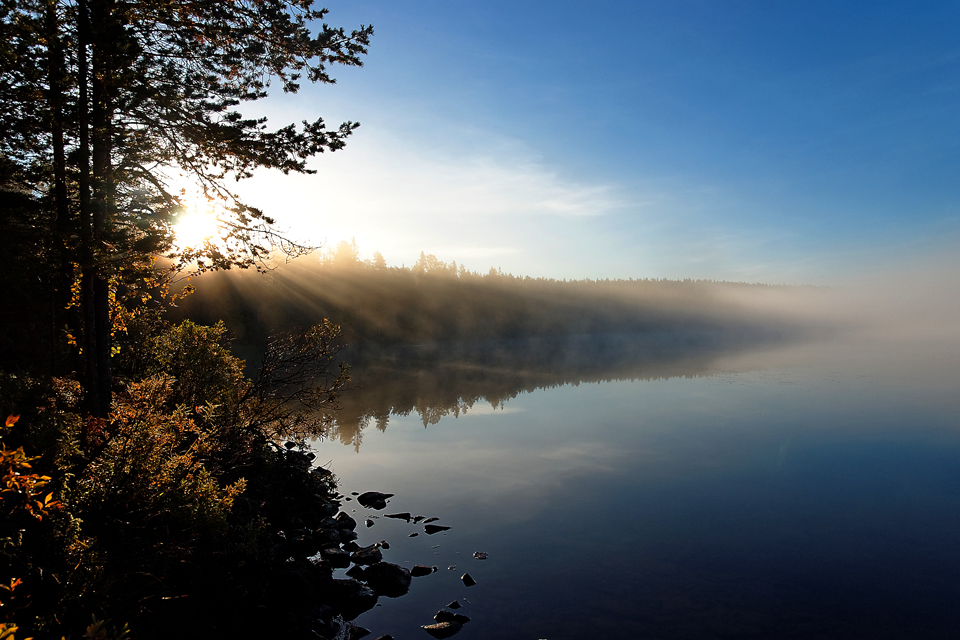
[4,415,19,428]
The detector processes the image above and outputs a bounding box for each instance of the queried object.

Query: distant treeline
[171,242,828,347]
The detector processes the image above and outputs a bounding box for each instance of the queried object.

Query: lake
[311,332,960,639]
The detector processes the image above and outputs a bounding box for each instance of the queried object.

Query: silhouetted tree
[0,1,372,415]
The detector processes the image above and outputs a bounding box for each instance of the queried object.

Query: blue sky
[236,1,960,283]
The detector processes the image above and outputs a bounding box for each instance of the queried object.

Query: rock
[335,513,358,531]
[410,565,433,577]
[311,611,347,640]
[460,573,476,587]
[447,566,456,571]
[348,625,371,639]
[434,611,470,625]
[365,519,374,528]
[412,515,426,523]
[286,530,319,557]
[345,565,366,580]
[385,512,411,521]
[317,501,339,517]
[422,517,439,523]
[327,579,379,621]
[351,544,383,566]
[424,524,450,535]
[421,621,462,638]
[446,601,461,610]
[472,552,488,560]
[342,540,360,553]
[357,491,394,510]
[317,528,342,544]
[374,636,394,640]
[321,547,351,569]
[362,562,412,598]
[378,540,390,549]
[409,533,418,537]
[340,529,359,542]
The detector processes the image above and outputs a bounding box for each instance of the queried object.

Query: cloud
[240,128,625,222]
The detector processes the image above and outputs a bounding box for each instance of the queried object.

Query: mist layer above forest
[171,246,836,348]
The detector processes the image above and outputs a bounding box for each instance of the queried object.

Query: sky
[231,0,960,284]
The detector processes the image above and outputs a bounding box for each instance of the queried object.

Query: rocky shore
[266,478,479,640]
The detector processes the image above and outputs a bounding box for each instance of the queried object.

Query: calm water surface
[312,335,960,639]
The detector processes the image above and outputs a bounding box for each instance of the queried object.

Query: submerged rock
[472,552,488,560]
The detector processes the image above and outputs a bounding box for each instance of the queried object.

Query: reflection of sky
[316,337,960,638]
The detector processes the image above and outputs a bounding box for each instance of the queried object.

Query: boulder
[326,579,379,621]
[350,544,383,566]
[335,512,358,531]
[362,562,412,598]
[321,547,351,569]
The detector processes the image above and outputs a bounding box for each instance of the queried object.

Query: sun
[170,184,226,252]
[173,210,221,251]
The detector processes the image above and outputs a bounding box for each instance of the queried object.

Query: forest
[174,240,829,347]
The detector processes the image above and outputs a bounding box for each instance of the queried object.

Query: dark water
[312,334,960,639]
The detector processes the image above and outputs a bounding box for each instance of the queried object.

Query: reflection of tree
[324,332,799,449]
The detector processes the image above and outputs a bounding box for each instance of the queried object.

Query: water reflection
[328,330,805,450]
[314,334,960,639]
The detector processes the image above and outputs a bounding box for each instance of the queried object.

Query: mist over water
[177,252,960,638]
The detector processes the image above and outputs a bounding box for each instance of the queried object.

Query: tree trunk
[90,0,118,417]
[45,0,77,376]
[76,0,103,418]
